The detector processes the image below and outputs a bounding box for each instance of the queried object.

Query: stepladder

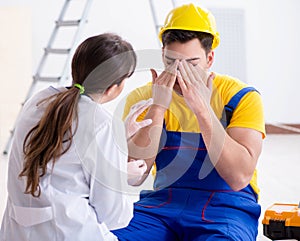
[148,0,176,46]
[3,0,93,154]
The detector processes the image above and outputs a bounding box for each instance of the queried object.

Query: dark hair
[19,33,136,197]
[162,30,214,55]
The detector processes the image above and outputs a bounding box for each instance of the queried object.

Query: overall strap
[221,87,258,128]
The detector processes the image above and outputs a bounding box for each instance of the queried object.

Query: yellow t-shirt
[123,73,266,194]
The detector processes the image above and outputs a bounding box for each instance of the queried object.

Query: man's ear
[162,46,167,66]
[206,51,214,68]
[161,46,165,60]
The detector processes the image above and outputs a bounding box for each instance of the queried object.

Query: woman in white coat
[0,33,151,241]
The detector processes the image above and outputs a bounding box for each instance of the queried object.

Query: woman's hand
[127,159,147,186]
[124,98,153,139]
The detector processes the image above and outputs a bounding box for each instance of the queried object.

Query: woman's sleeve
[83,120,133,230]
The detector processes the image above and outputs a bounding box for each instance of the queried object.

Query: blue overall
[113,87,261,241]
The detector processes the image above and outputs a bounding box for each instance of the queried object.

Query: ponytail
[19,33,136,197]
[19,87,80,197]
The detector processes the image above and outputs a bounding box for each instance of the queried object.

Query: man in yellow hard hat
[113,3,265,240]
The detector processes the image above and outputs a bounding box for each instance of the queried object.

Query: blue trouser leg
[180,191,260,241]
[112,189,183,240]
[112,207,180,241]
[113,189,260,241]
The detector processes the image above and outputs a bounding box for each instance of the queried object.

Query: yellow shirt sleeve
[212,74,266,138]
[228,90,266,139]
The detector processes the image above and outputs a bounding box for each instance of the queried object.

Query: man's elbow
[227,174,252,191]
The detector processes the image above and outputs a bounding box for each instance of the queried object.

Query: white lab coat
[0,87,133,241]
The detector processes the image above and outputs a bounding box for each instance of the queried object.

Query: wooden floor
[266,123,300,134]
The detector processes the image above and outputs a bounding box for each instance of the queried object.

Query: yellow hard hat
[159,3,220,49]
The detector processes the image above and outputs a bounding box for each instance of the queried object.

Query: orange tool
[262,203,300,240]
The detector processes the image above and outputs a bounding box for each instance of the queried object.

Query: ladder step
[56,20,80,27]
[34,76,61,82]
[45,48,70,54]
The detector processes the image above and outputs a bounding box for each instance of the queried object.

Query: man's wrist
[149,104,167,115]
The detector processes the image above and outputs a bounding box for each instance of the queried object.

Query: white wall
[0,0,299,124]
[245,0,300,124]
[0,5,31,217]
[0,6,32,151]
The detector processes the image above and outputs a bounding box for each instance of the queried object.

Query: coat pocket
[10,204,53,227]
